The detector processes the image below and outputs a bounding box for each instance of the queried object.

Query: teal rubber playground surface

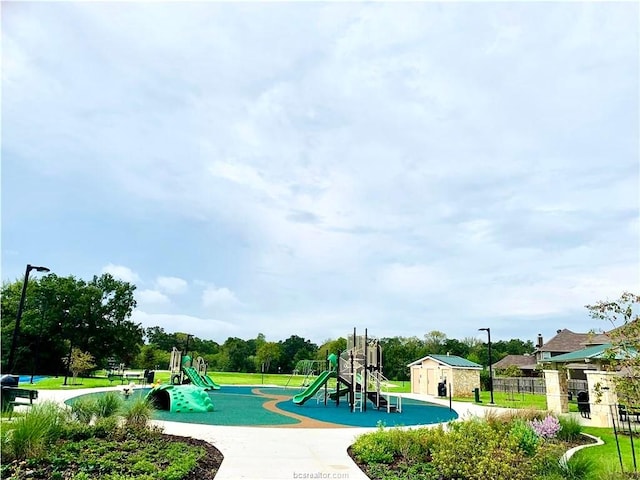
[67,386,458,428]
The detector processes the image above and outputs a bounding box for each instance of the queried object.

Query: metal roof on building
[408,354,482,369]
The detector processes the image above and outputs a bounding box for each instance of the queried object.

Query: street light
[479,327,494,405]
[6,264,50,373]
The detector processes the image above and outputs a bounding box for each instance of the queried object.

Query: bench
[1,387,38,419]
[618,404,640,423]
[108,373,145,385]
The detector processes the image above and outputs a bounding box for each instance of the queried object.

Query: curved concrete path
[30,387,527,480]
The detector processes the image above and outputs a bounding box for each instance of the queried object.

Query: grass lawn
[453,390,549,410]
[577,426,639,479]
[20,371,410,392]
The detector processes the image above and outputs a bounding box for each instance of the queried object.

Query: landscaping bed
[1,395,223,480]
[348,411,598,480]
[2,432,223,480]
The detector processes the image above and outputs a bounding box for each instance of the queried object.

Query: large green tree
[279,335,318,373]
[1,273,141,374]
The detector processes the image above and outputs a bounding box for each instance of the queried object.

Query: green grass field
[453,390,549,410]
[577,426,639,479]
[22,371,411,392]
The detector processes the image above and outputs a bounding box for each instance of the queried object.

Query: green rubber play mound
[146,384,214,413]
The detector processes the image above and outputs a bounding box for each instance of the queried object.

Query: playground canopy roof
[408,354,482,369]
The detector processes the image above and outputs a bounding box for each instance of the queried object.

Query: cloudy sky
[2,2,638,346]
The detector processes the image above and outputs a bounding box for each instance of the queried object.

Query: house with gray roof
[492,354,539,376]
[536,329,612,379]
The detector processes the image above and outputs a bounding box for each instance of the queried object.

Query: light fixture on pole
[478,327,494,405]
[7,264,51,373]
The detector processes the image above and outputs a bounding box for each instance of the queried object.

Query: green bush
[93,416,119,438]
[96,392,123,419]
[560,453,595,480]
[557,415,583,442]
[2,401,65,461]
[350,428,395,464]
[123,396,152,430]
[70,397,97,424]
[430,419,498,478]
[510,420,539,456]
[532,442,566,477]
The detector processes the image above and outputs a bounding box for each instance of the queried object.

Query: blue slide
[292,370,334,405]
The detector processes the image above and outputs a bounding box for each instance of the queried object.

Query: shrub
[430,419,499,478]
[559,453,595,480]
[123,396,153,430]
[2,401,65,461]
[557,415,582,442]
[509,420,539,456]
[350,429,395,464]
[96,392,123,419]
[70,397,97,424]
[93,416,119,438]
[530,415,562,440]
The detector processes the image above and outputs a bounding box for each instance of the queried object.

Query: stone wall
[452,369,481,398]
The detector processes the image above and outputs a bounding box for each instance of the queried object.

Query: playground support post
[324,349,328,406]
[349,350,355,412]
[363,328,368,412]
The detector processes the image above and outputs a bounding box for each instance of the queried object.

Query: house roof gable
[492,354,537,370]
[537,329,601,353]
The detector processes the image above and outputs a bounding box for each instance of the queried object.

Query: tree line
[1,273,537,380]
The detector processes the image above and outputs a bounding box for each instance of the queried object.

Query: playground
[66,330,459,428]
[67,385,457,427]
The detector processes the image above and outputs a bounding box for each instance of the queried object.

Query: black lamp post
[7,264,50,373]
[479,327,494,405]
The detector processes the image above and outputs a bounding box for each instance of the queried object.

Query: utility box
[473,387,481,403]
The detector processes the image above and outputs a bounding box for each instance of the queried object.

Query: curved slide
[183,367,221,390]
[201,373,221,390]
[293,370,334,405]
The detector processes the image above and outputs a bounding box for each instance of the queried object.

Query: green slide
[201,373,221,390]
[183,366,211,389]
[292,370,334,405]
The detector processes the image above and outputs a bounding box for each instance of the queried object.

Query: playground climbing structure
[293,328,401,413]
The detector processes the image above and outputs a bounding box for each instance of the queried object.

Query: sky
[2,2,638,347]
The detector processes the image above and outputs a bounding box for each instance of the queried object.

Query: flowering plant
[529,415,562,440]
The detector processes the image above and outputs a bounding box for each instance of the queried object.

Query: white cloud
[101,264,140,283]
[202,285,240,308]
[136,289,170,305]
[155,276,188,295]
[3,2,637,344]
[132,310,239,342]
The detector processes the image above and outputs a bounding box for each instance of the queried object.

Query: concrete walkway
[30,387,558,480]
